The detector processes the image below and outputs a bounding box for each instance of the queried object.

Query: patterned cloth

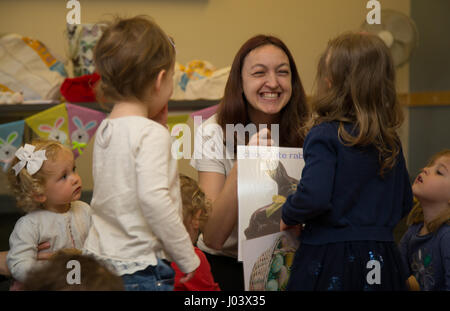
[399,223,450,291]
[67,24,105,77]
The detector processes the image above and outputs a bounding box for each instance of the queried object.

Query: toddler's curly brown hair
[179,175,211,231]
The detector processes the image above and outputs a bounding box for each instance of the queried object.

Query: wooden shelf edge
[398,91,450,107]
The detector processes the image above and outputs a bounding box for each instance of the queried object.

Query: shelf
[0,99,220,122]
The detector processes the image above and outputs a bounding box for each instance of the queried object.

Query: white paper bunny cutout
[0,131,18,171]
[71,116,97,143]
[38,117,68,144]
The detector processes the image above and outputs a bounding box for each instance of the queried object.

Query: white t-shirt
[190,114,238,258]
[83,116,200,275]
[7,201,91,282]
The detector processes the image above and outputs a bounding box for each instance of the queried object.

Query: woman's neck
[247,106,281,128]
[109,101,148,119]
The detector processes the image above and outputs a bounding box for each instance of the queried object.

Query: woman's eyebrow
[250,63,289,70]
[250,64,267,70]
[276,63,290,69]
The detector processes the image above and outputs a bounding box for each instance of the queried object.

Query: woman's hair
[179,175,211,230]
[94,15,175,105]
[407,149,450,233]
[217,34,309,149]
[8,139,68,213]
[309,32,404,177]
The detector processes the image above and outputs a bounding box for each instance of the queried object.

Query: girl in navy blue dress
[281,32,412,291]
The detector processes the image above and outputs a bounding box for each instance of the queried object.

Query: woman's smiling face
[241,44,292,120]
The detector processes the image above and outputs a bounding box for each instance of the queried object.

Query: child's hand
[151,103,168,127]
[280,219,302,237]
[406,275,421,291]
[36,241,54,261]
[179,269,197,284]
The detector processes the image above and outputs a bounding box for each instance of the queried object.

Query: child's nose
[71,173,81,185]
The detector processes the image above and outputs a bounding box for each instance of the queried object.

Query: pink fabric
[66,103,106,158]
[190,105,218,124]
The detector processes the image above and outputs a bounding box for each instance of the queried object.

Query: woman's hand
[248,128,275,146]
[0,242,54,277]
[0,251,9,276]
[280,219,302,237]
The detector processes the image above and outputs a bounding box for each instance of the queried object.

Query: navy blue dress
[281,122,413,291]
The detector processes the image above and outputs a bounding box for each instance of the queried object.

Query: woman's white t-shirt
[190,114,238,258]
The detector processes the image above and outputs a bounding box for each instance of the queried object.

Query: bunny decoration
[0,131,19,172]
[71,116,97,155]
[38,117,68,144]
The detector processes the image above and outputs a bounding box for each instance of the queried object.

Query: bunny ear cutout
[72,116,83,129]
[38,125,53,133]
[25,104,69,141]
[7,131,18,144]
[54,117,65,129]
[84,120,97,130]
[0,121,25,171]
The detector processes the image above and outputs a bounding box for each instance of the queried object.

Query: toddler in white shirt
[7,139,91,286]
[82,16,199,291]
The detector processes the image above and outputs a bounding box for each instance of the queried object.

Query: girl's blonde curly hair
[8,139,68,213]
[179,174,211,231]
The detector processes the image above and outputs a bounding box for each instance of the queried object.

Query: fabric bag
[0,33,66,101]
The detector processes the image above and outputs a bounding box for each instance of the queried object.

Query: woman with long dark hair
[191,34,309,290]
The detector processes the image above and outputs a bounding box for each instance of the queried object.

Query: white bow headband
[12,144,47,176]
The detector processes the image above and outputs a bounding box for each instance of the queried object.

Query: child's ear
[33,193,47,204]
[154,69,167,93]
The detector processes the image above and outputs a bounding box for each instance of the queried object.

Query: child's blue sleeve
[281,124,337,225]
[398,226,414,276]
[440,230,450,290]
